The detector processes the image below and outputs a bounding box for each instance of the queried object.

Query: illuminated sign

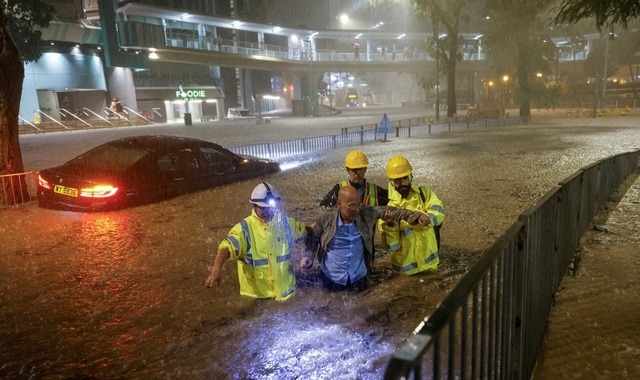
[176,89,207,101]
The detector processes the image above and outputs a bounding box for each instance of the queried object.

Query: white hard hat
[250,182,281,207]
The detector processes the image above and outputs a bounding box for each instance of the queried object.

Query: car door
[196,143,240,188]
[156,146,201,198]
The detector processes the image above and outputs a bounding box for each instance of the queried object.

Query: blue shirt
[320,213,367,285]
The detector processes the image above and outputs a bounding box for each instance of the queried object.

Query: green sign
[176,89,207,101]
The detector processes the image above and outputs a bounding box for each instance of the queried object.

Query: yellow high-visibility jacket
[378,184,444,275]
[218,210,307,300]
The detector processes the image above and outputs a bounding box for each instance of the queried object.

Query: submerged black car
[36,135,280,211]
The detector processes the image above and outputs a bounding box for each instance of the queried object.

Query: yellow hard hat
[387,155,413,178]
[344,150,369,169]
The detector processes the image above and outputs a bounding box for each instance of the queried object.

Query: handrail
[18,116,42,131]
[103,107,134,125]
[60,108,93,128]
[36,109,69,129]
[123,106,153,124]
[83,107,114,126]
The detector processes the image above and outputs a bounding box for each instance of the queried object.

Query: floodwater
[1,115,639,378]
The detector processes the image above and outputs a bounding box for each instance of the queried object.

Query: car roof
[109,135,222,151]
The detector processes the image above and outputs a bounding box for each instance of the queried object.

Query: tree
[554,0,640,30]
[371,0,474,118]
[610,29,640,100]
[0,0,54,177]
[484,0,557,121]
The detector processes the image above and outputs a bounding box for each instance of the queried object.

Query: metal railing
[229,129,380,159]
[384,150,640,380]
[340,116,523,138]
[1,172,38,207]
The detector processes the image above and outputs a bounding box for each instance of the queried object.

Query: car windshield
[72,144,150,171]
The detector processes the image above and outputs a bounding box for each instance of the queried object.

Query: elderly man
[303,186,430,293]
[205,182,309,301]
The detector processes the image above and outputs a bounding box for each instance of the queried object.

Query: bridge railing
[384,150,640,380]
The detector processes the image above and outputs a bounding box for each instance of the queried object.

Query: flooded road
[1,116,639,378]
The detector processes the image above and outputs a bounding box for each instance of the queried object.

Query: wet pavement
[1,110,639,378]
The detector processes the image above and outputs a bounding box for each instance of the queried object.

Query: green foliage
[516,80,567,109]
[584,37,619,78]
[554,0,640,29]
[2,0,55,63]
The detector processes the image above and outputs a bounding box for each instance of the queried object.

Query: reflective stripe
[393,253,438,273]
[240,220,252,261]
[425,251,439,264]
[244,258,269,266]
[389,243,400,250]
[281,284,296,298]
[427,213,438,226]
[431,205,444,214]
[366,182,377,206]
[393,262,418,272]
[401,229,414,236]
[339,180,350,187]
[276,253,292,263]
[281,216,293,247]
[293,235,306,243]
[226,236,240,253]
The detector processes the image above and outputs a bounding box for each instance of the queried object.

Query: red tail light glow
[80,185,119,198]
[37,174,52,189]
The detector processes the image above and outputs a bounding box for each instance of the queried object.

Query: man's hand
[300,256,313,270]
[417,213,431,226]
[204,268,221,287]
[380,209,395,223]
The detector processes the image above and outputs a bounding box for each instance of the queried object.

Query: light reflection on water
[44,211,169,375]
[209,304,394,379]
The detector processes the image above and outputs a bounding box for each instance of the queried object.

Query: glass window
[157,148,199,171]
[72,145,149,171]
[199,146,233,168]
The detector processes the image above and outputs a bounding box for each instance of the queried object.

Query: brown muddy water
[1,117,639,378]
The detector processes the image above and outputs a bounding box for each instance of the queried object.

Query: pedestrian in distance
[378,156,444,275]
[301,186,432,293]
[319,150,388,209]
[204,182,310,301]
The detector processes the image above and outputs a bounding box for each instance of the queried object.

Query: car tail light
[80,185,119,198]
[37,174,52,189]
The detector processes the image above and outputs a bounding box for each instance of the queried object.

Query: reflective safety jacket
[378,184,444,275]
[319,179,389,208]
[218,210,307,300]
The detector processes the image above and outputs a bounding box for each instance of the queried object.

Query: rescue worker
[204,182,309,301]
[319,150,389,208]
[378,156,444,275]
[302,186,431,292]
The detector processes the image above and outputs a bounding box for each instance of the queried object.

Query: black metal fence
[0,172,37,207]
[384,150,640,380]
[229,129,380,159]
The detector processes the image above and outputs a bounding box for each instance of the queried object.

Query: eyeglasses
[342,202,361,211]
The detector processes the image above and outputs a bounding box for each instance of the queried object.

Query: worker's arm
[205,248,230,287]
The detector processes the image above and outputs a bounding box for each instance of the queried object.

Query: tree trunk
[447,67,457,118]
[629,64,638,101]
[446,44,457,118]
[516,41,531,123]
[0,10,28,203]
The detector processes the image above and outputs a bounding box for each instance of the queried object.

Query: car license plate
[54,184,78,197]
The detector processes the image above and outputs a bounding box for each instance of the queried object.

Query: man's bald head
[338,185,359,204]
[337,186,361,223]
